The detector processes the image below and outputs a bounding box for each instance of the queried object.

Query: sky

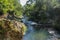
[20,0,28,6]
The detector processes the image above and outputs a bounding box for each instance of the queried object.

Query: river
[22,16,60,40]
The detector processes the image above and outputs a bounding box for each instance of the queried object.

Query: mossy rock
[0,18,27,40]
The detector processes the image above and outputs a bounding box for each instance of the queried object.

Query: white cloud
[20,0,28,6]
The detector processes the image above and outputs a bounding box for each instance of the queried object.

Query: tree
[0,0,23,18]
[24,0,60,30]
[24,0,60,22]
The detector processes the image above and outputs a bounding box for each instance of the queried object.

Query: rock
[0,18,27,40]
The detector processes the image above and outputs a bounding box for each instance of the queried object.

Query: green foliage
[24,0,60,22]
[24,0,60,30]
[0,0,23,17]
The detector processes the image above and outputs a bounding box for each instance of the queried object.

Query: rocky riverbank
[0,18,27,40]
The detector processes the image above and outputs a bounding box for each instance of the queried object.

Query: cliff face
[0,18,26,40]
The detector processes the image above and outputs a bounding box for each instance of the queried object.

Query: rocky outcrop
[0,18,27,40]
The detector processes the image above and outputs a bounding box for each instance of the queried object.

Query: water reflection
[23,29,49,40]
[23,28,60,40]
